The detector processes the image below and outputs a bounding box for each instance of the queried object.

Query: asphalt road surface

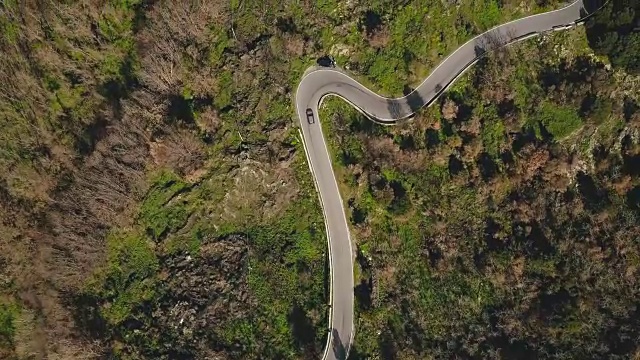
[294,1,604,359]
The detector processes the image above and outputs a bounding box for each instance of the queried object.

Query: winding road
[294,1,604,359]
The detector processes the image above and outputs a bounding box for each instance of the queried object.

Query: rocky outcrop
[150,234,251,357]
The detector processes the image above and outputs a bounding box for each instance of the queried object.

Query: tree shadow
[579,92,597,117]
[534,286,575,321]
[577,171,610,212]
[511,131,538,153]
[288,304,318,354]
[474,43,487,59]
[425,128,440,149]
[623,97,638,121]
[399,301,426,352]
[500,150,515,170]
[477,152,498,181]
[538,64,561,88]
[130,0,154,33]
[276,16,297,33]
[539,57,602,92]
[345,345,368,359]
[484,217,508,252]
[378,330,398,360]
[354,278,373,311]
[332,328,347,360]
[348,198,368,225]
[454,103,474,124]
[623,151,640,177]
[350,206,367,225]
[317,55,334,67]
[76,117,109,156]
[356,247,372,272]
[627,186,640,211]
[582,0,607,13]
[388,180,410,214]
[488,334,538,360]
[98,53,138,102]
[340,150,360,166]
[359,10,383,36]
[385,85,427,120]
[448,154,464,176]
[525,222,554,257]
[402,85,426,112]
[66,292,108,340]
[403,49,414,69]
[167,94,195,124]
[386,99,403,119]
[395,134,415,150]
[403,85,425,114]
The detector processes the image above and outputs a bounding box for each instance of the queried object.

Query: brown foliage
[150,128,206,177]
[137,1,228,96]
[441,99,459,121]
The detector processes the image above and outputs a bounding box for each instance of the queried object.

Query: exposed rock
[151,234,251,355]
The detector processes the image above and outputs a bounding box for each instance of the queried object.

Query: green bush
[536,102,583,140]
[482,118,506,157]
[0,15,19,44]
[95,3,140,91]
[94,231,158,326]
[474,0,501,31]
[220,197,326,358]
[589,97,613,124]
[214,70,234,110]
[139,171,191,240]
[0,302,19,348]
[208,26,231,67]
[479,105,506,157]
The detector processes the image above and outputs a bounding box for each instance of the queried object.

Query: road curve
[294,1,604,359]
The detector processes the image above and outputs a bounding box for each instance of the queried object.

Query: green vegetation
[536,101,583,140]
[218,196,327,359]
[214,70,234,110]
[479,104,506,156]
[91,231,158,326]
[75,165,326,358]
[139,171,191,240]
[320,0,563,96]
[482,117,506,156]
[586,0,640,74]
[0,302,19,350]
[95,1,140,95]
[473,0,501,31]
[323,22,640,358]
[588,97,613,124]
[208,25,231,66]
[1,0,638,359]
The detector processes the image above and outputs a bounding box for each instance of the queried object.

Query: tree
[585,0,640,74]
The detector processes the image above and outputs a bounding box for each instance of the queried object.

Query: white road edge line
[297,128,335,360]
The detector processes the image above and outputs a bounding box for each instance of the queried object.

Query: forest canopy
[586,0,640,73]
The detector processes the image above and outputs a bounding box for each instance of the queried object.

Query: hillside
[0,0,638,359]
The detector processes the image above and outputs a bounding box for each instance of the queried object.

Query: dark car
[306,108,315,124]
[316,55,336,68]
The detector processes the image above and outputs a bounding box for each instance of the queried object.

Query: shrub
[93,231,158,326]
[0,302,19,348]
[536,102,583,140]
[139,171,191,240]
